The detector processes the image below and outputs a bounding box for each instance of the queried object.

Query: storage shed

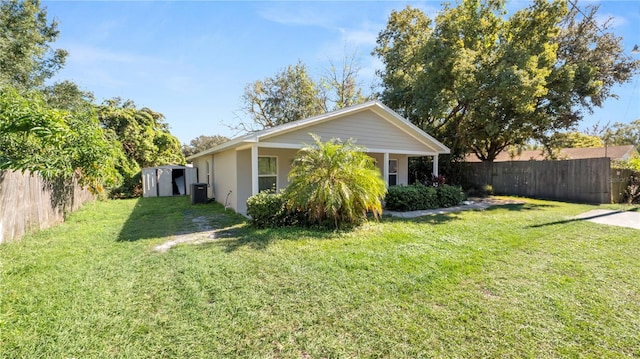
[142,165,198,198]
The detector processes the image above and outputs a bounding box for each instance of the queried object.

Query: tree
[42,80,94,112]
[0,86,120,193]
[372,6,432,123]
[374,0,640,163]
[98,98,184,169]
[603,119,640,147]
[320,51,371,110]
[182,135,229,158]
[235,56,371,133]
[97,99,184,197]
[284,134,387,228]
[237,61,324,132]
[0,0,68,89]
[548,131,603,149]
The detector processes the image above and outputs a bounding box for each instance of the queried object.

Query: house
[142,165,198,198]
[464,145,638,162]
[187,101,450,214]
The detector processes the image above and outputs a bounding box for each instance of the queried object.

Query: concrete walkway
[573,209,640,230]
[385,198,522,218]
[385,198,640,231]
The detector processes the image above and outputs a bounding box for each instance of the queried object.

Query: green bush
[246,191,305,228]
[385,184,465,211]
[437,184,465,207]
[385,184,437,211]
[624,173,640,204]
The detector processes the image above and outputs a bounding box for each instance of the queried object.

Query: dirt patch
[154,215,243,253]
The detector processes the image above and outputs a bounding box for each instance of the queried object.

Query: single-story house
[464,145,638,162]
[142,165,198,198]
[187,101,450,214]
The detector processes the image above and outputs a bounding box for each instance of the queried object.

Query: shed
[142,165,198,198]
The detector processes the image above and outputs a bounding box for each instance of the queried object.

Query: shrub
[437,184,465,207]
[385,184,464,211]
[624,174,640,204]
[246,191,303,228]
[385,184,437,211]
[284,134,387,228]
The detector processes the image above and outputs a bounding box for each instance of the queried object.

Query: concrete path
[573,209,640,230]
[385,198,523,218]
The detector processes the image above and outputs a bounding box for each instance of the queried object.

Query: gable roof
[188,101,450,160]
[465,145,638,162]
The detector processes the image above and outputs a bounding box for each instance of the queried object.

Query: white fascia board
[257,142,305,149]
[365,148,441,156]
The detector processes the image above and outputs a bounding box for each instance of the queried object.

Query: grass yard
[1,196,639,358]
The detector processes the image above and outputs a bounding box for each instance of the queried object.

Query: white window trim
[258,156,278,192]
[389,158,398,186]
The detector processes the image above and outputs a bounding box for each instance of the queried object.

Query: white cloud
[340,28,379,47]
[258,4,336,28]
[596,13,628,29]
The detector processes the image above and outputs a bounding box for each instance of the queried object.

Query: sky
[43,0,640,145]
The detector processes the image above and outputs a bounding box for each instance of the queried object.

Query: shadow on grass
[381,201,554,224]
[482,202,556,212]
[204,226,338,253]
[529,210,623,228]
[117,196,246,242]
[381,212,462,225]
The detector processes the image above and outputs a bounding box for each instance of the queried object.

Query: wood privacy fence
[462,158,632,204]
[0,170,95,244]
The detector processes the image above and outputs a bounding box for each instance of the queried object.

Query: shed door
[157,168,173,197]
[142,168,158,197]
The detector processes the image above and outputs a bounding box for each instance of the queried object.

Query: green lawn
[1,196,639,358]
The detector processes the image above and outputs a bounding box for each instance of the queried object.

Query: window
[389,159,398,186]
[258,156,277,192]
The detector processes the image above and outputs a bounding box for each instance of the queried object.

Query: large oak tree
[374,0,640,162]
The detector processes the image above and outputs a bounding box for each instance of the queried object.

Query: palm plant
[284,134,387,228]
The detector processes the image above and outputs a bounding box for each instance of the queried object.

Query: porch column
[251,143,259,195]
[383,152,390,188]
[433,154,439,177]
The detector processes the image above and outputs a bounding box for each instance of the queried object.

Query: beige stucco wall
[236,149,251,214]
[191,155,214,198]
[213,150,237,211]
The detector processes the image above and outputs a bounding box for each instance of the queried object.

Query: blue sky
[44,0,640,145]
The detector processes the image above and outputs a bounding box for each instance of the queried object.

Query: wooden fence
[462,158,631,204]
[0,170,95,244]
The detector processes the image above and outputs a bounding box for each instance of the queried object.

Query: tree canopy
[0,87,120,192]
[374,0,640,162]
[236,56,372,133]
[237,62,325,133]
[182,135,229,158]
[0,0,67,89]
[604,119,640,148]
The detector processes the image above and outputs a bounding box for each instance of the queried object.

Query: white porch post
[383,152,390,188]
[251,143,259,195]
[433,154,439,177]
